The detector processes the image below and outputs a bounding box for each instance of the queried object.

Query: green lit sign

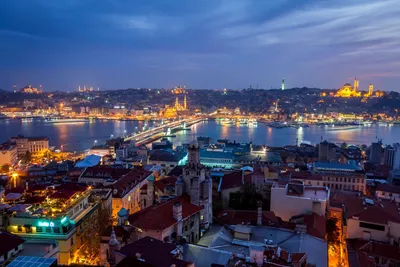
[38,221,55,227]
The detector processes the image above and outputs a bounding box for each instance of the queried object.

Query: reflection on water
[1,119,400,152]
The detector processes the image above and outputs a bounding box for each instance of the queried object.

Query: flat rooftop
[314,162,362,171]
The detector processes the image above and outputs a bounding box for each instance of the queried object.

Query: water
[1,119,399,152]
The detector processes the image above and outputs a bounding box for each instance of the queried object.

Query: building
[270,181,329,221]
[0,143,18,166]
[0,232,25,265]
[392,143,400,170]
[113,236,192,267]
[347,239,400,267]
[10,136,49,158]
[383,145,395,169]
[148,149,185,174]
[128,194,202,243]
[183,224,327,267]
[335,80,361,98]
[368,84,374,97]
[330,190,400,243]
[177,141,213,227]
[5,183,100,264]
[375,183,400,202]
[128,140,212,244]
[318,141,337,162]
[105,168,153,217]
[313,162,366,193]
[369,142,382,165]
[78,166,131,186]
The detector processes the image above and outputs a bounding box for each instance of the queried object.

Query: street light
[12,172,18,188]
[111,134,114,138]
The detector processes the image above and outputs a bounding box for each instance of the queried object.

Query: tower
[184,93,187,110]
[368,84,374,96]
[175,97,179,108]
[281,78,285,90]
[13,84,16,93]
[176,140,213,228]
[353,78,359,91]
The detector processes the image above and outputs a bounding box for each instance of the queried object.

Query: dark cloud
[0,0,399,91]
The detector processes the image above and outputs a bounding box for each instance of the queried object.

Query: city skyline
[1,0,400,91]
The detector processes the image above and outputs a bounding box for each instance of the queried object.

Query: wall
[271,187,327,221]
[346,218,388,242]
[0,146,17,166]
[375,190,400,201]
[221,186,241,209]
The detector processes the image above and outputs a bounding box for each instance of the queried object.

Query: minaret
[13,84,16,93]
[368,84,374,96]
[184,93,187,110]
[39,84,43,92]
[281,78,285,90]
[175,97,179,109]
[353,78,359,91]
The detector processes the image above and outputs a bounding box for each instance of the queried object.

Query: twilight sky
[1,0,400,91]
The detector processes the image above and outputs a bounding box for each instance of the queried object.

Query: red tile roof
[81,166,131,180]
[49,189,79,200]
[154,176,178,192]
[117,236,191,267]
[217,210,279,226]
[128,194,201,231]
[376,183,400,194]
[107,168,152,198]
[219,171,251,190]
[0,232,24,255]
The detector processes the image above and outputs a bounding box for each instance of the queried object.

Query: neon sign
[38,221,55,227]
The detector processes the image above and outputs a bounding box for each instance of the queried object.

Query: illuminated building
[223,88,227,95]
[78,85,94,92]
[335,81,361,98]
[20,85,41,94]
[10,135,49,158]
[368,84,374,96]
[0,143,18,166]
[281,78,285,90]
[5,184,107,264]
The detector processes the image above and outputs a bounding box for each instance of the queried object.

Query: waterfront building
[270,180,329,221]
[10,135,49,158]
[313,162,366,193]
[369,141,382,165]
[0,143,18,166]
[5,183,101,264]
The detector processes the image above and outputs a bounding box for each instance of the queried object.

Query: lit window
[200,215,204,220]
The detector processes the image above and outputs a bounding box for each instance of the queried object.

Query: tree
[340,142,348,149]
[1,164,10,173]
[22,151,32,163]
[326,217,340,245]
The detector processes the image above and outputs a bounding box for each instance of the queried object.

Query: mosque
[335,78,362,98]
[163,86,188,118]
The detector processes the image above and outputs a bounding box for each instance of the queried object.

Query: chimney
[257,201,262,226]
[173,202,182,221]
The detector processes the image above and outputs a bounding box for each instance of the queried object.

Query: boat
[45,118,88,124]
[21,118,33,122]
[221,118,234,125]
[268,122,287,128]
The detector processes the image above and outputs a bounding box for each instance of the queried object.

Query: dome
[117,207,129,217]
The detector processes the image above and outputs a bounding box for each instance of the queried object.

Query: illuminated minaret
[353,78,359,91]
[184,93,187,110]
[13,84,16,93]
[281,78,285,90]
[175,96,179,108]
[368,84,374,96]
[39,84,43,92]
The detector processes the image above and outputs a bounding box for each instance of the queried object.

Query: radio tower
[281,78,285,90]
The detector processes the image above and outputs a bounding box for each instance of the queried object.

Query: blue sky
[1,0,399,91]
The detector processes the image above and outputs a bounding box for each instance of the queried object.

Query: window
[317,182,320,186]
[359,222,385,231]
[344,178,347,183]
[46,227,52,233]
[71,237,74,246]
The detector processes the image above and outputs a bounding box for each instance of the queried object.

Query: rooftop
[314,161,362,171]
[107,167,152,198]
[117,236,191,267]
[128,194,201,231]
[0,232,25,256]
[376,183,400,194]
[216,210,280,227]
[80,166,131,180]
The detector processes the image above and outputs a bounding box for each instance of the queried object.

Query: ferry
[268,121,287,128]
[44,118,88,124]
[221,118,234,125]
